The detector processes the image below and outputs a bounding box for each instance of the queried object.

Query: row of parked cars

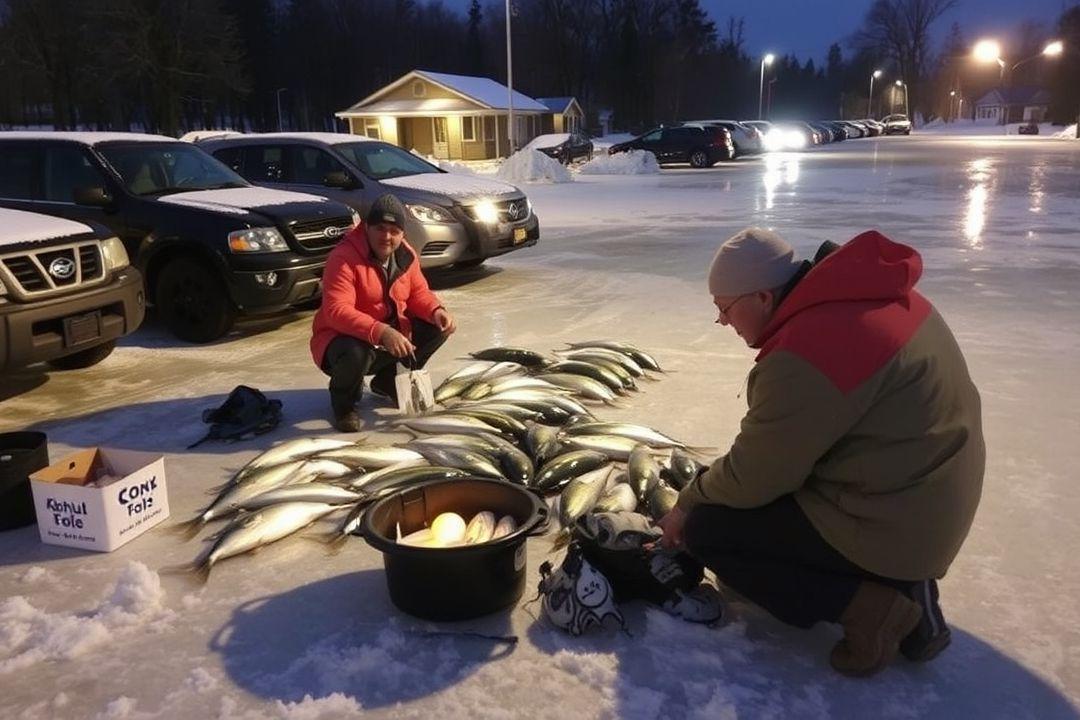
[605,114,913,167]
[0,131,541,371]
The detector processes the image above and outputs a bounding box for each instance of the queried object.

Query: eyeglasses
[715,293,751,323]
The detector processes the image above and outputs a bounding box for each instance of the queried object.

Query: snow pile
[437,160,476,175]
[495,149,573,184]
[273,693,362,719]
[525,133,570,151]
[1054,124,1078,139]
[0,562,168,674]
[578,149,660,175]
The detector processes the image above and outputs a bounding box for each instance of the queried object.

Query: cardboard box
[29,447,170,552]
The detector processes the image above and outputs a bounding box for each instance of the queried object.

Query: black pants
[683,495,915,629]
[320,319,447,416]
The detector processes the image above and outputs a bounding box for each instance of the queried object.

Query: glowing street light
[758,53,775,120]
[1043,40,1064,57]
[894,79,909,117]
[867,69,883,118]
[973,39,1003,65]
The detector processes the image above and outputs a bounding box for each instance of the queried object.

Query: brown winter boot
[830,582,922,678]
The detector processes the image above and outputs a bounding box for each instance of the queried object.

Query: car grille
[288,216,354,251]
[464,198,531,224]
[0,241,106,299]
[420,241,453,256]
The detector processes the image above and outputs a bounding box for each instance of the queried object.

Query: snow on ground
[919,119,1069,137]
[578,149,660,175]
[1055,125,1078,140]
[495,149,573,184]
[1,134,1079,719]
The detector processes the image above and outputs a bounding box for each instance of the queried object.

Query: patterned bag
[537,541,626,636]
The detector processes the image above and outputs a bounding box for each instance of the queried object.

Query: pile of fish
[166,341,712,583]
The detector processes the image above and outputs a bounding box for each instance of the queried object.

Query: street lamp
[758,53,775,120]
[867,69,882,118]
[276,87,287,131]
[895,79,909,117]
[974,38,1065,124]
[949,90,956,122]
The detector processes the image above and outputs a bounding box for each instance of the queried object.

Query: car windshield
[333,142,440,180]
[97,142,248,196]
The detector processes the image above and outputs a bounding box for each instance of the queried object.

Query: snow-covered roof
[974,86,1051,107]
[0,208,96,247]
[0,131,177,144]
[536,97,581,115]
[216,132,378,145]
[338,70,548,117]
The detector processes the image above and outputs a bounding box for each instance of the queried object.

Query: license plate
[63,311,102,347]
[513,227,527,244]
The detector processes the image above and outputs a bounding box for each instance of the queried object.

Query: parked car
[0,131,358,343]
[526,131,594,164]
[608,124,734,168]
[1017,121,1040,135]
[0,208,144,370]
[198,132,539,271]
[768,122,817,150]
[860,119,885,136]
[882,114,912,135]
[683,120,763,157]
[837,121,866,139]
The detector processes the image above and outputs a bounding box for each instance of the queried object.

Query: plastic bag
[394,366,435,415]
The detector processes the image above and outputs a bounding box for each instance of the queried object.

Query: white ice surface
[2,134,1079,719]
[0,208,95,247]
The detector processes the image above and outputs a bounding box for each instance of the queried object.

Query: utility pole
[276,88,287,132]
[505,0,514,154]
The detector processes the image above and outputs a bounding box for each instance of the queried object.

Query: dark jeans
[320,319,447,416]
[683,495,914,629]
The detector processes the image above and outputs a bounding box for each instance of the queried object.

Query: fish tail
[160,557,212,586]
[205,482,231,495]
[604,399,630,409]
[168,517,206,542]
[549,529,572,552]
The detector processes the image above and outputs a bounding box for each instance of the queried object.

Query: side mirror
[74,186,112,208]
[323,171,356,189]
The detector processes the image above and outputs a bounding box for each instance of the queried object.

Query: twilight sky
[444,0,1073,64]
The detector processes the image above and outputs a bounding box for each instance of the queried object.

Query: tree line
[0,0,1076,137]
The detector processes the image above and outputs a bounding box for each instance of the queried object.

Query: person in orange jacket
[311,194,456,431]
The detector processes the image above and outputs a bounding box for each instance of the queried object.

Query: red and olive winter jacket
[310,224,442,368]
[678,230,985,581]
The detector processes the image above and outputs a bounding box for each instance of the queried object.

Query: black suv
[0,132,357,343]
[609,124,734,167]
[197,133,540,270]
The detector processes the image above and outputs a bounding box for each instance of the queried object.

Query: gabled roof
[974,86,1051,107]
[537,97,582,115]
[338,70,548,117]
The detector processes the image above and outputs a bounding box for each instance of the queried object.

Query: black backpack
[188,386,283,449]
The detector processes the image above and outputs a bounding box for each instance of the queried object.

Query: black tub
[0,432,49,531]
[361,477,548,621]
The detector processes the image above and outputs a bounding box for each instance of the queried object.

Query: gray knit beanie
[707,227,802,297]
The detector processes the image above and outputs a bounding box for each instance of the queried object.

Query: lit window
[364,119,380,139]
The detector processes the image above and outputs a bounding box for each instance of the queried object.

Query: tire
[155,258,236,343]
[455,258,486,269]
[689,149,711,169]
[47,341,116,370]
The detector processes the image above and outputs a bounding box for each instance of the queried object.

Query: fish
[558,465,615,528]
[479,432,535,485]
[343,458,429,490]
[478,360,528,382]
[564,341,664,372]
[460,382,493,401]
[353,465,469,499]
[234,482,362,511]
[399,527,437,547]
[409,444,506,479]
[483,387,575,403]
[486,376,567,395]
[664,447,707,490]
[645,481,680,521]
[445,402,544,423]
[394,414,503,437]
[464,398,573,426]
[533,372,621,404]
[403,434,501,455]
[543,360,625,392]
[311,445,425,469]
[628,444,661,502]
[222,438,357,490]
[525,421,563,466]
[445,361,494,383]
[434,376,476,404]
[557,347,646,377]
[532,450,610,493]
[594,482,638,514]
[470,348,551,368]
[568,355,637,389]
[563,422,714,453]
[319,501,368,553]
[447,408,529,443]
[164,502,340,584]
[561,434,650,461]
[465,512,496,544]
[492,515,518,539]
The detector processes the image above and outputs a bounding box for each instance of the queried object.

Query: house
[537,97,585,134]
[972,86,1051,124]
[335,70,555,160]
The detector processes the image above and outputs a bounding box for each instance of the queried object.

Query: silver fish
[236,482,361,511]
[563,422,713,453]
[446,361,495,383]
[533,372,620,404]
[665,447,707,490]
[470,348,549,369]
[166,502,340,583]
[320,501,367,553]
[460,382,493,401]
[395,414,502,437]
[628,444,661,502]
[312,445,424,469]
[525,421,563,466]
[451,402,544,422]
[564,341,663,372]
[227,438,356,487]
[435,376,476,404]
[559,465,614,528]
[594,482,638,514]
[533,450,610,493]
[557,347,646,377]
[543,360,625,392]
[479,360,528,381]
[487,376,566,395]
[479,432,535,485]
[646,481,679,521]
[345,458,429,490]
[561,434,645,461]
[409,445,505,479]
[404,434,500,454]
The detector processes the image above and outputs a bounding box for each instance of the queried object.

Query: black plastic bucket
[361,477,549,621]
[0,432,49,531]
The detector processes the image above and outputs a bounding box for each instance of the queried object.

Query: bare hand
[656,506,688,551]
[379,326,416,359]
[433,307,457,335]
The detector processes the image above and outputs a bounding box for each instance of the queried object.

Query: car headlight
[785,131,807,149]
[349,208,361,227]
[100,236,130,271]
[407,203,454,224]
[470,200,499,225]
[227,227,289,253]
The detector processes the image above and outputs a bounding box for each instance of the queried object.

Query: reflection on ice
[1028,165,1046,215]
[963,158,995,249]
[759,153,801,210]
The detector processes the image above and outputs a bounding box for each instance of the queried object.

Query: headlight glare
[100,236,130,271]
[472,200,499,225]
[228,227,289,253]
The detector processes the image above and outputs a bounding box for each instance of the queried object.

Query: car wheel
[155,258,236,343]
[47,341,116,370]
[689,149,711,168]
[455,258,486,269]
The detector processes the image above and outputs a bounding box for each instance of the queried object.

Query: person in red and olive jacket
[658,228,984,678]
[311,194,456,431]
